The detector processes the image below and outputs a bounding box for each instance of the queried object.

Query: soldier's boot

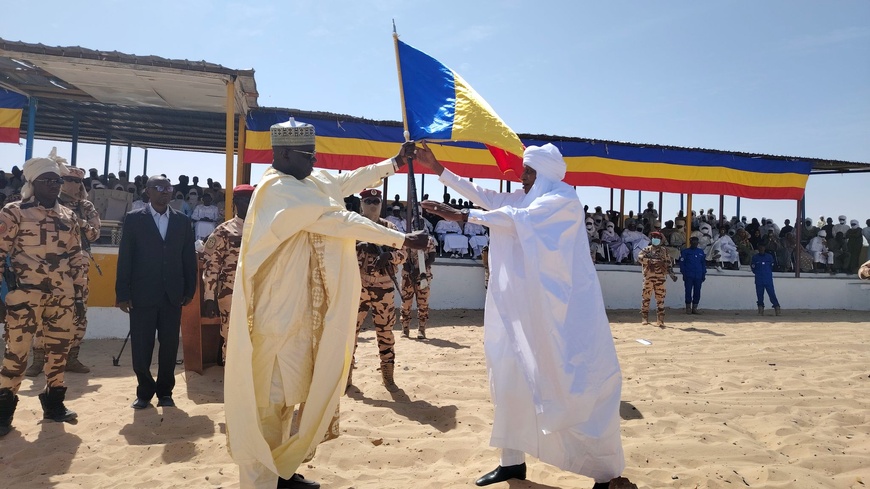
[401,324,410,338]
[685,303,692,314]
[66,347,91,374]
[381,364,400,393]
[416,325,426,340]
[38,386,77,423]
[0,388,19,437]
[656,310,666,328]
[24,348,46,377]
[774,306,781,316]
[757,305,764,316]
[691,304,699,314]
[640,312,649,325]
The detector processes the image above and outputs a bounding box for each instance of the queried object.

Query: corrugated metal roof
[0,37,258,153]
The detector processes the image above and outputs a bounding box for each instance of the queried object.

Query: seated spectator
[711,227,739,269]
[600,221,630,263]
[464,221,489,259]
[131,191,149,212]
[807,230,834,273]
[670,219,687,249]
[761,230,781,270]
[434,219,469,258]
[621,222,650,263]
[586,217,604,263]
[692,223,715,260]
[734,228,754,265]
[386,206,406,232]
[191,193,220,241]
[169,191,192,217]
[828,231,850,274]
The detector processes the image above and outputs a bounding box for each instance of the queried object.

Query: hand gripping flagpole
[394,22,430,289]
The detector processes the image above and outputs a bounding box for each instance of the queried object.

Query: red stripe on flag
[0,126,19,144]
[243,149,273,164]
[484,143,524,176]
[570,173,805,200]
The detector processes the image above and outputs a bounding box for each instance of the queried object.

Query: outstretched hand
[393,141,417,169]
[421,200,462,221]
[414,142,445,175]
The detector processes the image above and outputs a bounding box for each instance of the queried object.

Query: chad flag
[0,90,26,144]
[396,40,524,176]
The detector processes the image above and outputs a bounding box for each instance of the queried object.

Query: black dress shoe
[156,396,175,407]
[131,398,151,410]
[277,473,320,488]
[475,463,526,486]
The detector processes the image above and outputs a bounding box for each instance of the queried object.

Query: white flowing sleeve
[438,169,521,211]
[334,160,395,197]
[305,210,405,248]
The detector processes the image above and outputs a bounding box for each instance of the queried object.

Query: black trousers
[130,295,181,400]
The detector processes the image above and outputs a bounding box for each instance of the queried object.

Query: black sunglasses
[148,185,174,193]
[33,177,64,186]
[292,149,317,160]
[62,176,83,183]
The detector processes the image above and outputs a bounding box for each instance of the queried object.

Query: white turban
[838,215,846,221]
[818,230,827,237]
[523,144,566,182]
[21,147,69,199]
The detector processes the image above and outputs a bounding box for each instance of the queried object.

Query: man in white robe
[418,142,629,489]
[223,119,429,489]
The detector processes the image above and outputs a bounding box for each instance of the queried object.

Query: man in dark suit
[115,176,196,410]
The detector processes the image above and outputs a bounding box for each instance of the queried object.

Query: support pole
[24,97,37,160]
[610,188,614,212]
[718,194,725,226]
[795,197,803,278]
[680,193,684,213]
[143,149,148,176]
[686,194,693,241]
[383,177,389,218]
[236,113,247,185]
[224,79,236,220]
[658,191,663,225]
[125,143,132,177]
[103,134,112,179]
[619,189,625,227]
[736,196,741,221]
[70,116,79,167]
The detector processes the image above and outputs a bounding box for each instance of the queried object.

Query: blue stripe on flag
[398,40,455,140]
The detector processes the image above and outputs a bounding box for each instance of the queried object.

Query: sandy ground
[1,308,868,488]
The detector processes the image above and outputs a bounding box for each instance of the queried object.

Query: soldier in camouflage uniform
[25,164,100,376]
[638,231,677,327]
[0,150,86,437]
[352,188,407,393]
[202,184,254,363]
[400,232,437,339]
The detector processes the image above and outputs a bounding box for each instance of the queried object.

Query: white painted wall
[84,259,869,339]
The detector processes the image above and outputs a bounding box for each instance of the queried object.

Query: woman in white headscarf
[419,142,627,488]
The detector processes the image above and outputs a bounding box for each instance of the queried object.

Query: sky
[1,0,868,225]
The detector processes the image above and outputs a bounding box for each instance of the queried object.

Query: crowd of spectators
[585,201,870,275]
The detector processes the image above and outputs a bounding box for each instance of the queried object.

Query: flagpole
[394,21,431,285]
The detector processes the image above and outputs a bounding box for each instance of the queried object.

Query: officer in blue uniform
[751,243,781,316]
[679,236,707,314]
